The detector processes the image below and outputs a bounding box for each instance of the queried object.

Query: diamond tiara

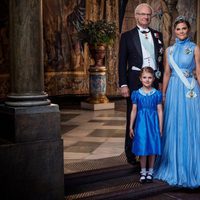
[174,15,188,23]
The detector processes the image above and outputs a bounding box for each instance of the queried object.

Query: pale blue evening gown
[154,38,200,188]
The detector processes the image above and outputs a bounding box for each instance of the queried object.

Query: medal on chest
[155,70,161,79]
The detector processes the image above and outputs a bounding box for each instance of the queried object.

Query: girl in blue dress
[154,16,200,188]
[129,67,163,183]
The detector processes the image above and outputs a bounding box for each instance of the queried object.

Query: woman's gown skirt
[154,38,200,188]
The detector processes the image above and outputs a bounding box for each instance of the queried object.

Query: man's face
[135,6,152,28]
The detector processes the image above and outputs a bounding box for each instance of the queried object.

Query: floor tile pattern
[61,107,127,174]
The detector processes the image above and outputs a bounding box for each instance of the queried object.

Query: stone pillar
[6,0,50,107]
[0,1,64,199]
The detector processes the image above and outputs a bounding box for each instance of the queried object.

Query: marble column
[0,1,64,199]
[6,0,50,107]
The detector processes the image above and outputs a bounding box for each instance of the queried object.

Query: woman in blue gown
[154,16,200,188]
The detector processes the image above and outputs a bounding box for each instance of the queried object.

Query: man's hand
[120,86,130,97]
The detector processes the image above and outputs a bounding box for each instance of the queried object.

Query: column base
[81,101,115,110]
[5,93,50,107]
[0,103,64,199]
[0,140,64,200]
[0,104,60,142]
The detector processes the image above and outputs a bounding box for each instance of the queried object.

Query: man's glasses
[136,13,152,17]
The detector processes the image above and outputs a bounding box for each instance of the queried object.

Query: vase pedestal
[81,65,115,110]
[81,101,115,111]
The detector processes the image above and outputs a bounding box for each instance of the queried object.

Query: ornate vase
[87,44,109,104]
[89,44,106,67]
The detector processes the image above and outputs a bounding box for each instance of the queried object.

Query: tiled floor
[61,100,200,199]
[61,100,127,174]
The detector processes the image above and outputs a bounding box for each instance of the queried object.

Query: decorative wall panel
[43,0,90,96]
[43,0,119,96]
[0,0,199,99]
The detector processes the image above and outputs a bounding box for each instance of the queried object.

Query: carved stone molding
[165,0,178,13]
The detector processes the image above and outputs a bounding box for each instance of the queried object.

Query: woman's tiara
[174,15,188,23]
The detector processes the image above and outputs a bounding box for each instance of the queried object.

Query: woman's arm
[129,104,137,139]
[157,104,163,136]
[194,45,200,85]
[162,48,171,98]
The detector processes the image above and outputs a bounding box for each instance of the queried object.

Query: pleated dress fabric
[154,38,200,188]
[131,88,162,156]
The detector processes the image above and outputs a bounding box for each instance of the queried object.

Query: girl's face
[174,22,189,40]
[140,71,154,88]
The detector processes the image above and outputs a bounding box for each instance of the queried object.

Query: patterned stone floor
[61,100,127,174]
[61,99,200,199]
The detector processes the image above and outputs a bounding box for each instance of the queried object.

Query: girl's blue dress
[154,38,200,188]
[131,88,162,156]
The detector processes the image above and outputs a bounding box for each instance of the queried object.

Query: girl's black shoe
[139,173,146,183]
[146,173,153,183]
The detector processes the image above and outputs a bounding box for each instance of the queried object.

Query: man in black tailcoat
[118,3,164,165]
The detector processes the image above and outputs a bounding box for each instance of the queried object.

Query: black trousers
[125,97,136,165]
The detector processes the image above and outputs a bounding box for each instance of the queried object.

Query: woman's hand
[129,128,134,139]
[162,96,166,104]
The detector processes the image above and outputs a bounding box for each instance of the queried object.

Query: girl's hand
[129,129,134,139]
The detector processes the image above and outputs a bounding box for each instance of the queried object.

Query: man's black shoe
[127,158,137,165]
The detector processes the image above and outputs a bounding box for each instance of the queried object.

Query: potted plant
[79,20,117,67]
[79,19,117,47]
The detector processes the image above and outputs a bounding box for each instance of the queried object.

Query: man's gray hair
[135,3,154,16]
